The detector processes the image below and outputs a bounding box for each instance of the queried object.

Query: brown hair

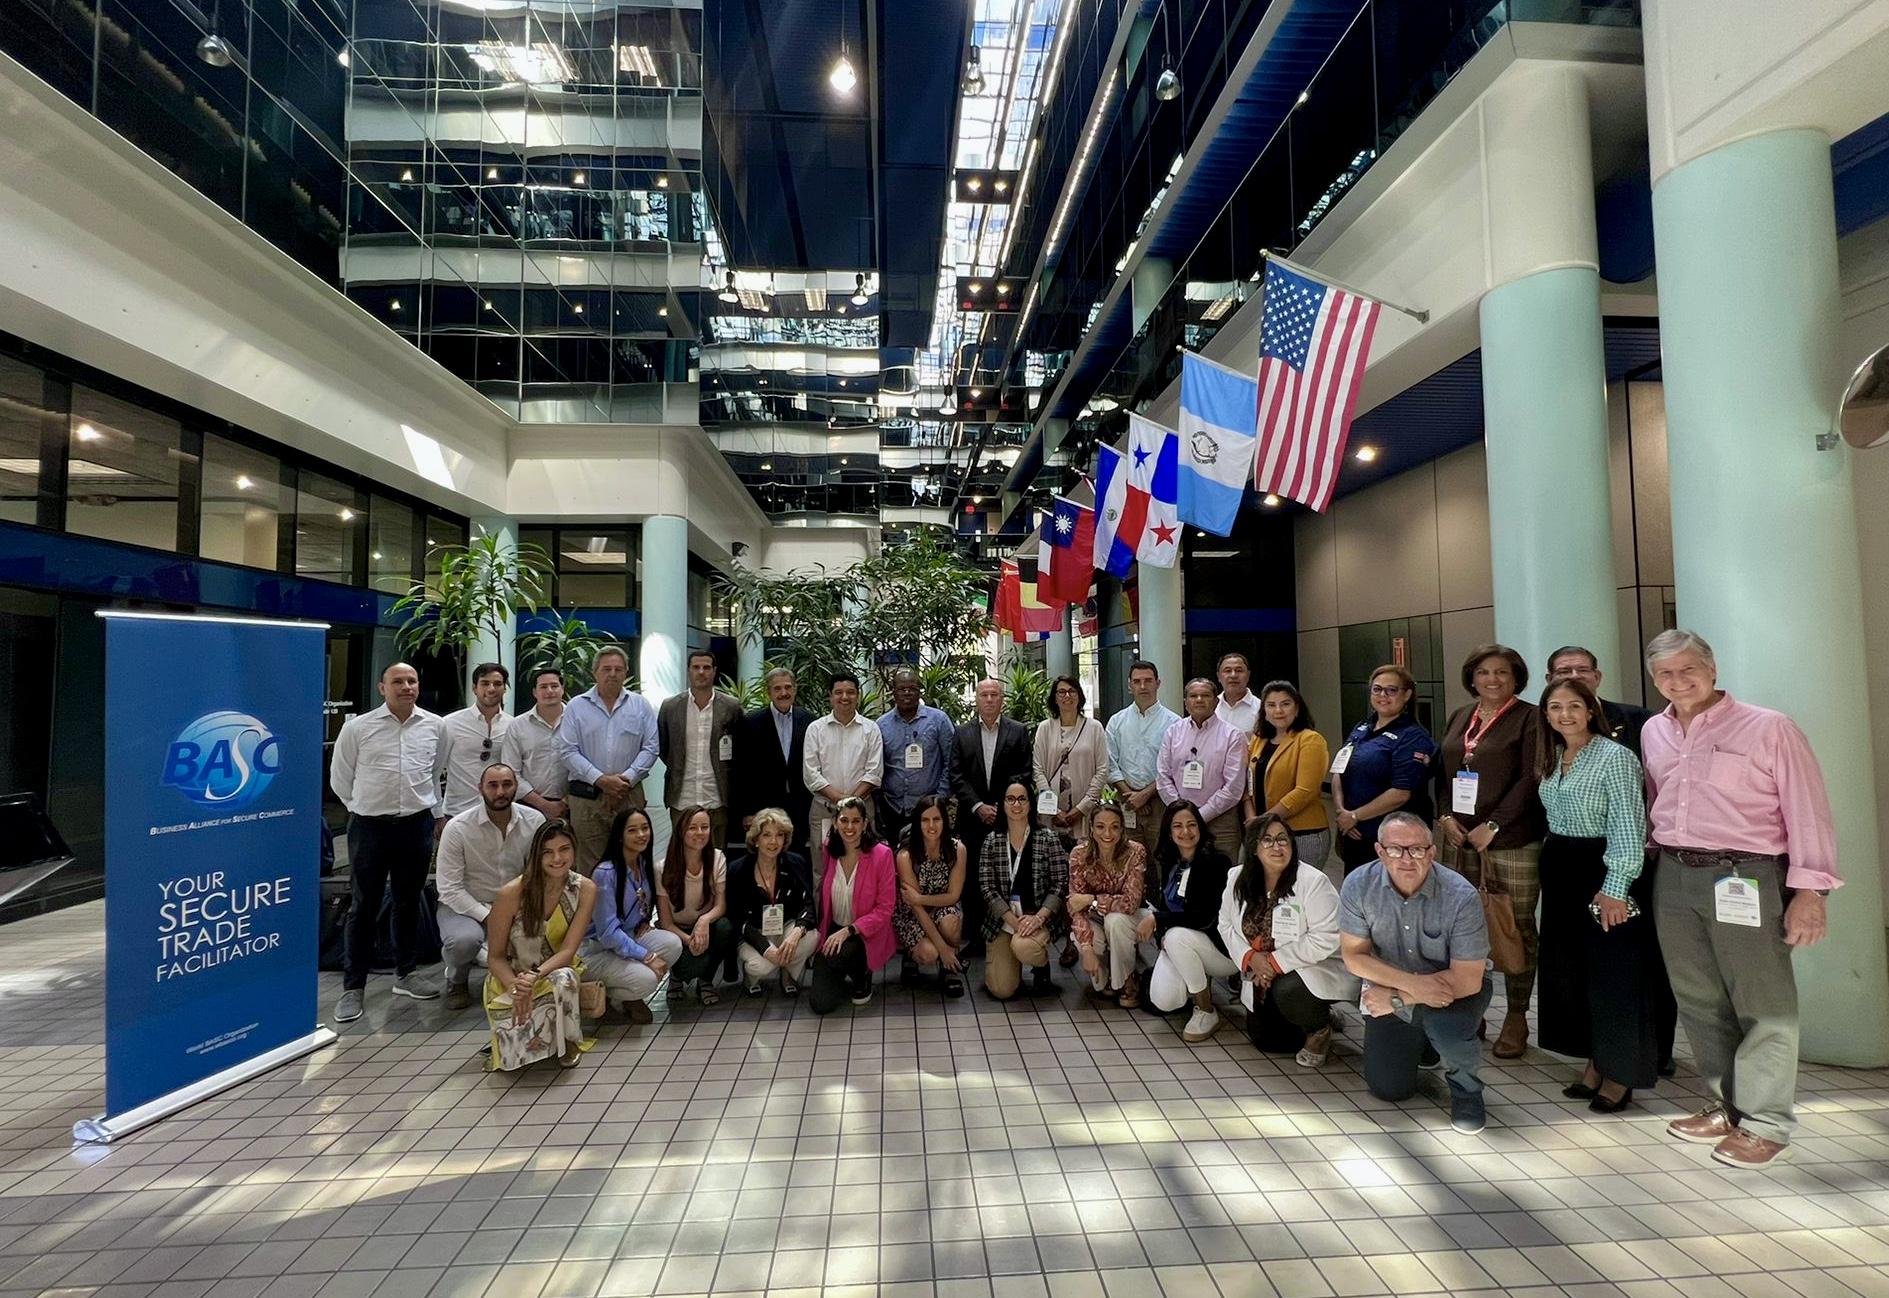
[519,819,577,938]
[1536,677,1609,778]
[1255,680,1314,738]
[1459,643,1529,696]
[662,806,719,910]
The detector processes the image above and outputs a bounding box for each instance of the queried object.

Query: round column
[1652,126,1889,1065]
[736,614,766,693]
[1137,561,1183,711]
[470,515,518,698]
[639,514,688,853]
[1045,608,1074,681]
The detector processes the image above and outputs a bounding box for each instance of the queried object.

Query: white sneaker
[1182,1007,1222,1043]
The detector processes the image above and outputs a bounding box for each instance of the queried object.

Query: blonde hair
[745,806,795,849]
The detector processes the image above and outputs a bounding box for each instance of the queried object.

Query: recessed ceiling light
[1262,493,1281,507]
[572,302,584,314]
[1354,445,1378,462]
[656,175,669,189]
[75,424,102,442]
[1296,90,1310,107]
[371,550,382,560]
[995,179,1009,193]
[658,305,668,317]
[399,168,414,182]
[967,177,982,192]
[487,166,499,180]
[235,475,254,490]
[338,507,356,521]
[389,299,402,312]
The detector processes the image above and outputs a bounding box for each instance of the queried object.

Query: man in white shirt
[658,650,742,847]
[503,668,568,823]
[1214,653,1260,735]
[1107,660,1181,857]
[802,672,884,861]
[328,662,447,1024]
[436,762,545,1010]
[438,662,512,816]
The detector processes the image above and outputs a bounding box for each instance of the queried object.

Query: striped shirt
[1538,736,1647,899]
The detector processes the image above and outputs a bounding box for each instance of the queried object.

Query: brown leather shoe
[627,998,653,1025]
[1667,1102,1736,1145]
[1712,1127,1787,1168]
[1117,971,1141,1010]
[1492,1013,1528,1059]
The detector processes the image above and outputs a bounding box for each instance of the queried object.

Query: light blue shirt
[877,705,958,813]
[1107,701,1180,787]
[772,705,795,759]
[560,687,659,785]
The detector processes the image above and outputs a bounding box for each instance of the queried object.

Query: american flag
[1252,259,1382,512]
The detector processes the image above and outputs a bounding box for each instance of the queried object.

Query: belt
[355,808,434,823]
[1660,845,1783,869]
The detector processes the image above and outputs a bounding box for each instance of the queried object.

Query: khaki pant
[1082,910,1142,993]
[1203,809,1241,861]
[739,938,816,988]
[569,786,645,875]
[984,929,1050,1000]
[1438,831,1541,1014]
[1124,801,1164,858]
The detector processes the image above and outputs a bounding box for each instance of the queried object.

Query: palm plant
[520,613,620,696]
[391,532,552,685]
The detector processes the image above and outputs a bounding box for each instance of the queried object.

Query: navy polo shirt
[1337,717,1438,841]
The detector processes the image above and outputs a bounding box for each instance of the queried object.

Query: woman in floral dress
[484,819,597,1071]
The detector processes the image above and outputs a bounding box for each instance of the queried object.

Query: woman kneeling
[485,820,596,1070]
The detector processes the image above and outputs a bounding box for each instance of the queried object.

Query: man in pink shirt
[1641,629,1838,1169]
[1156,679,1248,861]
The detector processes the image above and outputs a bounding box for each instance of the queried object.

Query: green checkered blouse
[1538,735,1648,899]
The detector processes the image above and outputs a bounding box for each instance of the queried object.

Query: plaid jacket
[977,827,1070,941]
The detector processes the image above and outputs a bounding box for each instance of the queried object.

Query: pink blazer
[818,842,898,971]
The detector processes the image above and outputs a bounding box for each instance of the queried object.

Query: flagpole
[1261,249,1429,324]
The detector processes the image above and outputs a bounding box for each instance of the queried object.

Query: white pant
[438,908,487,986]
[1149,926,1241,1012]
[739,939,815,986]
[582,929,685,1005]
[1086,911,1144,991]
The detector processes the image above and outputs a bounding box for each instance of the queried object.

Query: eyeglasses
[1257,835,1293,850]
[1369,684,1407,696]
[480,741,493,761]
[1379,844,1432,861]
[1002,793,1031,803]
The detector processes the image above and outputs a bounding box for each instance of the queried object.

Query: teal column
[639,515,688,852]
[736,610,766,693]
[1652,127,1889,1066]
[1137,562,1182,711]
[1045,608,1073,681]
[1478,267,1618,677]
[470,515,518,698]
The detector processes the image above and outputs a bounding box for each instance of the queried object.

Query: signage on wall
[1391,635,1407,668]
[76,611,335,1143]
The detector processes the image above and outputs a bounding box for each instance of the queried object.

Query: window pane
[424,514,465,597]
[295,471,359,583]
[556,530,628,608]
[198,434,284,569]
[0,356,48,525]
[369,496,416,594]
[67,387,183,551]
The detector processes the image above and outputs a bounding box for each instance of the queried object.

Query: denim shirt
[1337,861,1488,974]
[590,858,656,961]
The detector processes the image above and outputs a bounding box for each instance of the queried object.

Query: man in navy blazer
[733,667,816,852]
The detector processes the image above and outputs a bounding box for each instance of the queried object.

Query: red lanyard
[1462,697,1517,763]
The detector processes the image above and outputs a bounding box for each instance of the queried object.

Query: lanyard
[1047,717,1088,784]
[1462,698,1518,763]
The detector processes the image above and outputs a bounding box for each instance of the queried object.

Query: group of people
[327,631,1841,1166]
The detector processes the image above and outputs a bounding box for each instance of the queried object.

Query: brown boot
[1117,971,1141,1010]
[1492,1013,1529,1059]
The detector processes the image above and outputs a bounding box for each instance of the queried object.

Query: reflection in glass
[0,357,50,526]
[295,470,358,584]
[66,387,184,552]
[369,495,416,595]
[199,434,284,569]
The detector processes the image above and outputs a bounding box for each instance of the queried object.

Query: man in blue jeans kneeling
[1338,811,1494,1134]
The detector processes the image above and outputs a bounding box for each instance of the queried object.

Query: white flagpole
[1261,249,1429,324]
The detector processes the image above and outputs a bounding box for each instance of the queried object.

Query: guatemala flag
[1092,415,1182,578]
[1176,352,1259,536]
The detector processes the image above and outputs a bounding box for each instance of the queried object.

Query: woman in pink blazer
[810,796,898,1013]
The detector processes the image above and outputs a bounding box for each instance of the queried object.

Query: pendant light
[850,273,870,307]
[717,270,739,304]
[963,45,985,95]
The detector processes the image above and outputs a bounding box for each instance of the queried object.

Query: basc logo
[161,710,283,808]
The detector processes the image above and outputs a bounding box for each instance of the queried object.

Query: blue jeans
[1363,977,1494,1099]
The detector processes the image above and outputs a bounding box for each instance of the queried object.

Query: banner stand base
[73,1026,338,1145]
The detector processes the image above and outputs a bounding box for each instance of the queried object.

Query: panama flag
[1092,414,1181,578]
[1176,352,1259,535]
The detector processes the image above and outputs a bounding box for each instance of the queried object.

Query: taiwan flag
[1038,494,1095,603]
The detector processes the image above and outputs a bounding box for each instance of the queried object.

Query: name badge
[1122,807,1138,830]
[1182,760,1205,790]
[761,903,785,939]
[818,817,832,846]
[1715,875,1763,927]
[1176,867,1190,899]
[1451,771,1479,815]
[1036,789,1059,816]
[904,743,924,770]
[1010,893,1024,916]
[1329,744,1353,775]
[719,734,734,762]
[1272,901,1304,942]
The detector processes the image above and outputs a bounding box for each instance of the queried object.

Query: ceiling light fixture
[1155,58,1180,101]
[1297,89,1310,107]
[399,168,414,182]
[941,390,958,416]
[829,31,857,95]
[718,270,739,304]
[805,286,828,311]
[572,302,584,314]
[338,507,356,522]
[658,305,668,317]
[337,47,350,69]
[389,299,402,312]
[851,273,870,307]
[486,166,499,180]
[1262,493,1282,507]
[995,178,1009,194]
[963,44,985,95]
[1354,445,1378,462]
[75,424,101,442]
[196,22,235,68]
[572,170,586,186]
[235,475,254,490]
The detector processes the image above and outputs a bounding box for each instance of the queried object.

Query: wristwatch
[1389,993,1406,1013]
[1483,822,1500,837]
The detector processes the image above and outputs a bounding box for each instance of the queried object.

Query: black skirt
[1536,833,1660,1088]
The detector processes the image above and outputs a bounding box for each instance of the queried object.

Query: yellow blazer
[1245,728,1330,832]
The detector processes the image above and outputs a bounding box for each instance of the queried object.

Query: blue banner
[100,612,327,1122]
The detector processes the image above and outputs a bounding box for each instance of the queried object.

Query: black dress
[1536,833,1660,1088]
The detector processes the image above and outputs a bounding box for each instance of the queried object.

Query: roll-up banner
[75,611,336,1143]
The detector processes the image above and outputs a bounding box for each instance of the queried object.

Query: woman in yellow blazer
[1241,682,1334,882]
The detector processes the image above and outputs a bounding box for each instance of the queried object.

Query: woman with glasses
[585,807,686,1022]
[1033,675,1111,842]
[654,805,733,1006]
[809,797,898,1012]
[1242,681,1333,881]
[1332,665,1438,875]
[1435,644,1546,1059]
[1067,798,1149,1007]
[1220,813,1357,1066]
[1536,677,1658,1112]
[1145,801,1236,1041]
[485,819,595,1070]
[979,778,1071,1000]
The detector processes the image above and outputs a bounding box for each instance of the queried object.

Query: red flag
[1016,533,1065,633]
[994,559,1022,634]
[1038,495,1096,604]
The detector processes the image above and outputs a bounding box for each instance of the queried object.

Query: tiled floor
[7,902,1889,1298]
